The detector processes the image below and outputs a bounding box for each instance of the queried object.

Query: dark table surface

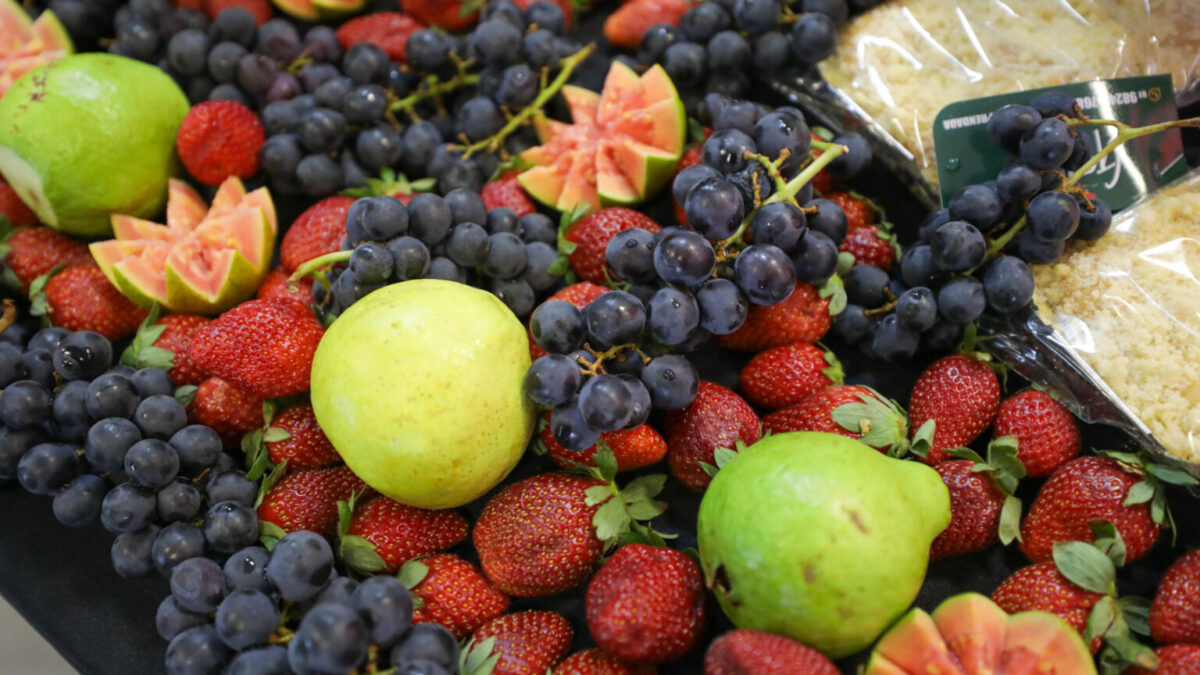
[4,4,1200,674]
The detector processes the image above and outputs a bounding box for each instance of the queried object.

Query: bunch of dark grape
[0,325,266,581]
[832,90,1113,362]
[160,529,459,674]
[312,189,565,318]
[632,0,884,115]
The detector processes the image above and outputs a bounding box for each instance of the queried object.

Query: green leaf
[1118,596,1153,636]
[1145,462,1199,486]
[622,474,667,502]
[592,496,631,543]
[397,559,430,589]
[687,117,706,144]
[593,441,618,483]
[1123,480,1155,506]
[1052,540,1117,595]
[1089,519,1127,568]
[259,520,286,550]
[584,484,615,507]
[340,535,387,574]
[626,499,666,521]
[699,462,719,477]
[173,385,197,407]
[998,495,1022,545]
[245,438,271,481]
[557,239,578,255]
[1150,491,1167,525]
[1085,595,1120,643]
[712,446,738,469]
[830,393,907,450]
[547,256,571,277]
[835,251,855,276]
[262,427,291,443]
[337,499,354,538]
[820,346,844,385]
[254,460,287,510]
[910,418,935,459]
[817,274,847,315]
[460,636,500,675]
[27,263,63,318]
[947,446,986,464]
[1097,450,1141,465]
[1105,634,1158,669]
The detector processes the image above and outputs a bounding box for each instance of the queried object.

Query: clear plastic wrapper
[771,0,1200,206]
[983,169,1200,469]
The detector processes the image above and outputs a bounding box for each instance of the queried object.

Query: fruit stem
[388,71,482,117]
[746,150,792,195]
[809,139,840,151]
[287,250,353,290]
[0,299,14,335]
[456,43,596,159]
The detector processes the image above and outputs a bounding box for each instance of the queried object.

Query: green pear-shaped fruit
[697,431,950,659]
[0,53,188,238]
[310,279,535,510]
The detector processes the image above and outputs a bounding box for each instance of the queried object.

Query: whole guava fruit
[0,53,188,237]
[697,431,951,659]
[310,279,535,510]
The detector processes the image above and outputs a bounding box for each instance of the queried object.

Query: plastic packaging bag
[983,169,1200,467]
[793,0,1200,202]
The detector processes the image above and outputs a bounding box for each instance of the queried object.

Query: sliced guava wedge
[0,0,73,100]
[90,177,276,315]
[271,0,367,21]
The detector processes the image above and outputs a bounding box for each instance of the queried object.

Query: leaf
[1085,596,1120,643]
[1089,519,1127,568]
[947,446,986,464]
[1144,462,1199,486]
[1105,634,1158,669]
[699,462,719,477]
[547,256,571,277]
[1118,596,1153,636]
[245,437,271,481]
[687,117,706,144]
[337,499,354,538]
[830,394,907,450]
[622,474,667,502]
[1123,480,1155,506]
[910,418,935,459]
[254,460,287,510]
[460,636,500,675]
[626,499,667,521]
[593,441,618,483]
[592,496,631,544]
[817,274,847,315]
[712,446,738,469]
[1052,540,1117,595]
[27,263,64,318]
[1150,491,1167,526]
[259,520,286,550]
[397,559,430,589]
[340,535,387,574]
[584,484,615,507]
[998,495,1022,545]
[262,427,291,443]
[173,385,197,407]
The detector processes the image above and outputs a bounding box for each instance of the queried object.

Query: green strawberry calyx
[576,444,674,552]
[458,636,501,675]
[119,303,175,372]
[336,490,389,576]
[341,167,436,200]
[830,386,911,457]
[948,435,1025,545]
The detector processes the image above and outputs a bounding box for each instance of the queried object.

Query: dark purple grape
[983,255,1034,313]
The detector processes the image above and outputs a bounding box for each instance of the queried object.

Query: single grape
[948,184,1003,230]
[260,134,303,178]
[52,379,90,442]
[873,314,920,362]
[937,277,987,324]
[1030,91,1078,118]
[685,178,745,241]
[549,398,600,451]
[750,202,806,252]
[930,220,986,273]
[732,0,781,34]
[125,438,181,489]
[524,354,583,408]
[701,128,755,175]
[673,164,723,208]
[486,208,520,235]
[391,624,459,673]
[519,213,556,244]
[605,228,658,283]
[343,84,387,124]
[236,53,278,95]
[584,291,646,346]
[805,198,848,245]
[153,522,207,577]
[895,287,938,331]
[157,596,208,642]
[356,126,404,172]
[27,327,70,353]
[165,624,230,675]
[1073,196,1112,241]
[707,30,751,71]
[406,30,450,72]
[496,64,537,108]
[489,278,536,317]
[790,12,837,63]
[1019,118,1074,170]
[843,264,890,308]
[170,425,223,474]
[444,189,487,228]
[350,576,413,648]
[638,23,683,64]
[693,278,746,336]
[983,255,1035,313]
[530,300,585,354]
[1026,190,1080,241]
[662,42,707,89]
[0,380,52,429]
[833,304,870,342]
[209,7,256,46]
[53,331,112,381]
[288,602,369,675]
[52,474,108,528]
[681,2,730,42]
[296,155,343,196]
[224,546,273,594]
[640,355,700,409]
[647,287,701,346]
[204,501,259,554]
[266,531,334,603]
[734,244,796,305]
[483,232,528,278]
[987,104,1042,153]
[343,43,388,84]
[158,481,203,522]
[525,1,566,34]
[112,525,160,579]
[995,163,1041,203]
[134,395,188,440]
[445,218,491,266]
[131,368,174,397]
[349,243,395,285]
[101,481,158,533]
[829,132,873,179]
[86,417,142,474]
[167,28,211,77]
[520,241,562,294]
[215,589,280,651]
[171,556,228,613]
[752,111,810,175]
[790,230,839,285]
[206,471,257,507]
[1015,228,1065,265]
[20,349,55,388]
[313,75,353,110]
[469,19,523,66]
[729,163,773,210]
[751,31,791,72]
[227,645,290,675]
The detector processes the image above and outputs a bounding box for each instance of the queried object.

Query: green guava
[0,53,188,238]
[309,279,535,510]
[697,432,951,659]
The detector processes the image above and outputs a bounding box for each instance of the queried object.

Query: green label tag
[933,75,1187,210]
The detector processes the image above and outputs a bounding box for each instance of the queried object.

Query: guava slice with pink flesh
[0,0,73,100]
[518,61,685,213]
[90,177,276,315]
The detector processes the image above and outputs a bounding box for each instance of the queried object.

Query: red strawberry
[665,381,759,492]
[563,208,662,284]
[602,0,691,48]
[1149,549,1200,644]
[482,173,536,217]
[473,473,606,597]
[992,561,1104,639]
[554,649,654,675]
[1126,644,1200,675]
[280,196,355,273]
[153,313,212,386]
[839,224,896,270]
[188,298,324,399]
[175,100,264,186]
[529,281,607,360]
[993,390,1080,478]
[713,282,831,352]
[399,0,476,31]
[256,465,369,540]
[907,354,1000,464]
[0,179,37,229]
[465,611,574,675]
[808,133,836,195]
[1020,456,1159,564]
[761,384,907,454]
[704,629,840,675]
[930,459,1006,559]
[336,12,423,62]
[265,403,341,470]
[544,421,667,473]
[673,144,703,226]
[189,376,265,447]
[41,267,148,341]
[201,0,271,24]
[3,225,95,293]
[586,544,706,664]
[406,553,510,639]
[823,191,875,230]
[257,265,313,306]
[739,342,842,411]
[345,495,468,573]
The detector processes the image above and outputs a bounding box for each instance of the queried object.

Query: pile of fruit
[2,0,1200,674]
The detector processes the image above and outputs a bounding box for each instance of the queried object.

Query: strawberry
[463,611,573,675]
[839,224,896,270]
[265,403,341,470]
[257,265,313,306]
[473,473,607,597]
[543,420,668,473]
[1019,456,1160,564]
[189,376,265,447]
[761,384,908,454]
[403,554,510,639]
[344,495,468,573]
[704,629,840,675]
[1126,644,1200,675]
[602,0,691,48]
[808,133,836,195]
[0,179,37,229]
[672,144,703,226]
[907,354,1000,464]
[586,544,706,664]
[1150,550,1200,644]
[175,100,264,186]
[2,225,95,293]
[188,298,324,399]
[664,381,759,492]
[992,390,1080,478]
[713,282,831,352]
[153,313,212,386]
[336,12,423,62]
[929,440,1023,560]
[554,649,654,675]
[481,172,536,217]
[201,0,271,24]
[529,281,607,361]
[399,0,477,32]
[563,208,662,285]
[992,560,1105,639]
[279,196,355,273]
[738,342,842,411]
[38,266,148,341]
[823,191,875,230]
[256,465,369,540]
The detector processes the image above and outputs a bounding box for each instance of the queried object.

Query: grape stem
[388,71,482,119]
[978,115,1200,264]
[455,43,597,159]
[577,342,642,376]
[287,250,353,291]
[0,299,14,335]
